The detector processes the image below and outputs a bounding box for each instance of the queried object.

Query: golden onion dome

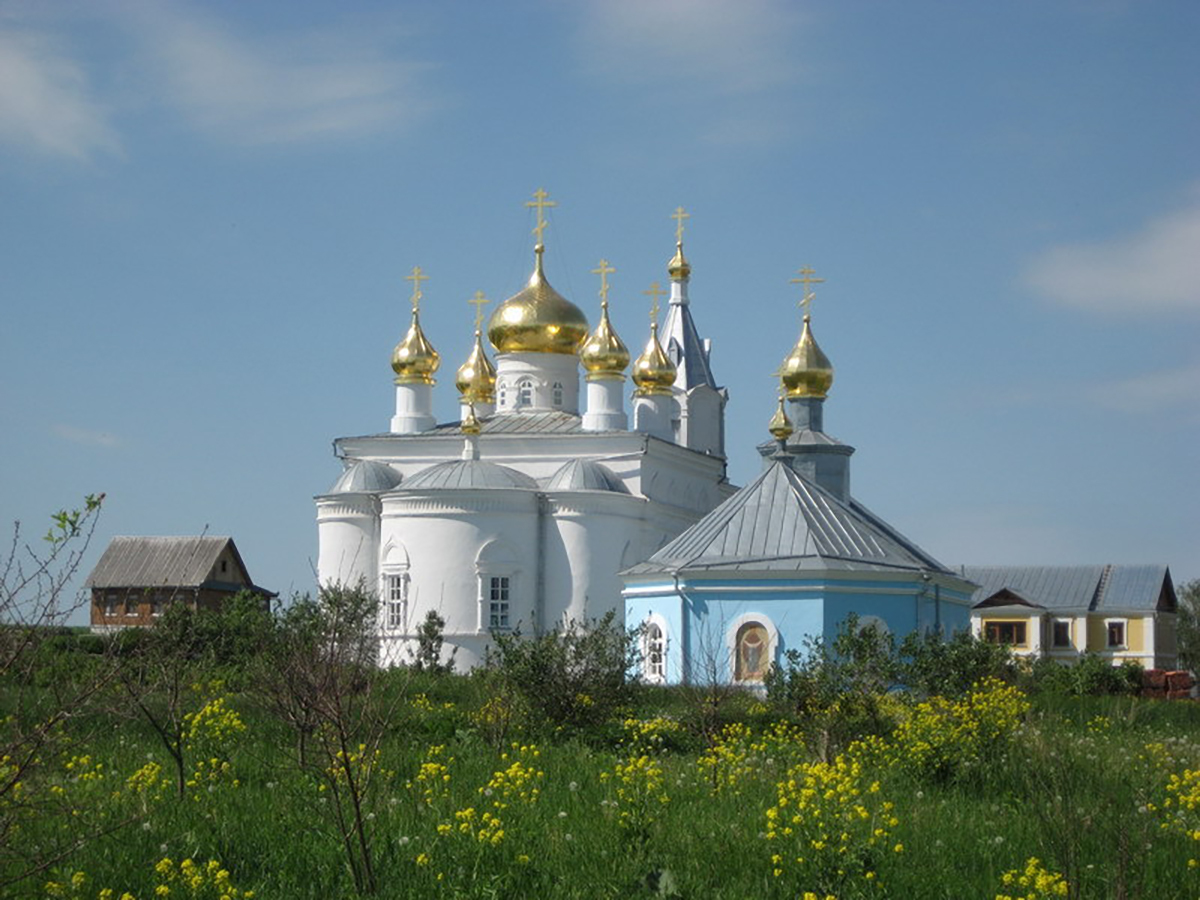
[487,246,590,355]
[667,240,691,280]
[768,395,794,441]
[632,323,677,396]
[391,309,440,385]
[779,313,834,399]
[455,329,497,402]
[580,302,629,378]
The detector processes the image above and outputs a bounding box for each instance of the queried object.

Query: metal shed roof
[963,565,1173,612]
[625,460,947,576]
[86,536,245,589]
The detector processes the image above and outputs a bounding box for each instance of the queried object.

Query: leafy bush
[1027,653,1144,696]
[486,611,639,734]
[898,627,1014,697]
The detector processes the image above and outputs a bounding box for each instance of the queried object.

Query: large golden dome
[779,313,834,399]
[487,246,589,355]
[455,329,497,403]
[391,309,440,385]
[632,323,677,396]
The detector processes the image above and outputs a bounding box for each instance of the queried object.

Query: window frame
[487,575,511,631]
[516,378,533,409]
[983,620,1027,647]
[1105,618,1127,649]
[1051,618,1072,649]
[383,572,409,632]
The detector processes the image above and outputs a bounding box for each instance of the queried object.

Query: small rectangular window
[124,595,139,617]
[1107,620,1126,648]
[151,594,165,617]
[984,621,1026,646]
[385,574,407,631]
[1052,619,1071,648]
[104,592,119,616]
[489,576,510,630]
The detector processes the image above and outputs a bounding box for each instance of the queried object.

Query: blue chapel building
[622,286,976,685]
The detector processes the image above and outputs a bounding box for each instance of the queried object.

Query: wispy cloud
[53,424,120,448]
[574,0,801,143]
[1089,361,1200,415]
[1026,189,1200,315]
[0,24,120,160]
[127,4,433,146]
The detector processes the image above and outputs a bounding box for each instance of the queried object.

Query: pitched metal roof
[625,460,946,576]
[400,459,538,491]
[963,565,1173,612]
[1101,565,1173,611]
[86,536,243,589]
[543,459,629,493]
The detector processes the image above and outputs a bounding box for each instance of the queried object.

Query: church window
[488,576,510,630]
[498,380,508,408]
[1106,619,1126,649]
[644,622,665,682]
[734,621,770,683]
[552,382,564,407]
[385,573,408,631]
[517,379,533,408]
[984,621,1026,646]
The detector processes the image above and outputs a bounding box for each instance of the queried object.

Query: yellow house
[965,565,1178,669]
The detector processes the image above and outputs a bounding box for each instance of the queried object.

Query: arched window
[552,381,564,407]
[381,542,410,633]
[497,380,508,408]
[644,622,665,682]
[734,621,770,683]
[517,378,533,408]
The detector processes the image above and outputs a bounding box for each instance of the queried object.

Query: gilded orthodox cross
[468,290,489,331]
[672,206,690,243]
[790,266,825,317]
[592,259,615,310]
[405,265,429,311]
[526,188,557,245]
[644,281,666,325]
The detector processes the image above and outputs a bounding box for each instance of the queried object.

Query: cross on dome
[406,265,429,312]
[526,187,557,246]
[592,259,616,309]
[672,206,690,243]
[644,281,666,325]
[468,290,489,331]
[790,266,825,318]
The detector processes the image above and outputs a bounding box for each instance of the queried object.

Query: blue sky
[2,0,1197,616]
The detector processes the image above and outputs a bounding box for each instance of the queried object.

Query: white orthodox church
[315,195,735,668]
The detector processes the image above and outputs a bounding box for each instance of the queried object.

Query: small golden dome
[667,240,691,280]
[632,323,677,396]
[780,313,834,399]
[455,329,497,402]
[580,303,629,378]
[487,246,590,355]
[391,309,440,385]
[768,396,793,441]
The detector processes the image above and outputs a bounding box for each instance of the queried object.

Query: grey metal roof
[1101,565,1174,611]
[326,460,402,494]
[962,565,1173,612]
[625,460,946,576]
[400,459,538,491]
[662,299,719,391]
[427,411,587,436]
[86,536,243,589]
[543,459,629,493]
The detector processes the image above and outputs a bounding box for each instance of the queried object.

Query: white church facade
[316,194,734,668]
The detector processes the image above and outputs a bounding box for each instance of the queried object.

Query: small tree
[487,611,639,734]
[1177,579,1200,673]
[410,609,455,673]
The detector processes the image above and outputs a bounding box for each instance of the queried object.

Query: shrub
[486,611,639,734]
[898,627,1014,697]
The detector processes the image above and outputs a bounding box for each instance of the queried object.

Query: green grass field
[6,664,1200,900]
